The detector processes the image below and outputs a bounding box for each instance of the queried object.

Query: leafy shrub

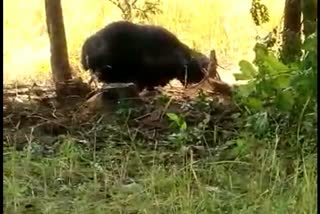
[233,32,317,139]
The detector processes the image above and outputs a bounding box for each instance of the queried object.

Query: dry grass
[4,0,284,84]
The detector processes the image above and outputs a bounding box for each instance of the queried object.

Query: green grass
[3,109,317,214]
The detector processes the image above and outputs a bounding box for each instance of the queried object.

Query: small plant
[166,113,189,146]
[166,113,187,132]
[234,32,317,139]
[107,0,162,22]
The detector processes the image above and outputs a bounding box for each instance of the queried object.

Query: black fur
[81,21,207,91]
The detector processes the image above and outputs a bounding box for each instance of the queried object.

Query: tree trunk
[302,0,317,37]
[281,0,302,63]
[45,0,72,87]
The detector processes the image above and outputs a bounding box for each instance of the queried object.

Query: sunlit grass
[4,0,284,84]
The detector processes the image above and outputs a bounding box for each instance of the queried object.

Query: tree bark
[281,0,302,63]
[45,0,72,85]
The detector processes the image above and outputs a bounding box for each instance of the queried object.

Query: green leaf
[167,113,187,130]
[254,43,269,58]
[275,90,295,111]
[232,139,249,156]
[258,80,275,96]
[246,97,263,111]
[253,43,269,64]
[234,73,251,81]
[253,43,289,74]
[238,60,257,79]
[236,82,255,97]
[263,54,289,74]
[272,74,291,90]
[166,113,179,123]
[180,121,187,131]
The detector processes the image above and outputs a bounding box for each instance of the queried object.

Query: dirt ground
[3,74,237,152]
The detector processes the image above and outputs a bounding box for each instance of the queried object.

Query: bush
[233,32,317,140]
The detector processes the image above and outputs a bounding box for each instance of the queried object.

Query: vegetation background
[4,0,317,213]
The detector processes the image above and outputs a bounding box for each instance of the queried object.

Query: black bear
[81,21,208,91]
